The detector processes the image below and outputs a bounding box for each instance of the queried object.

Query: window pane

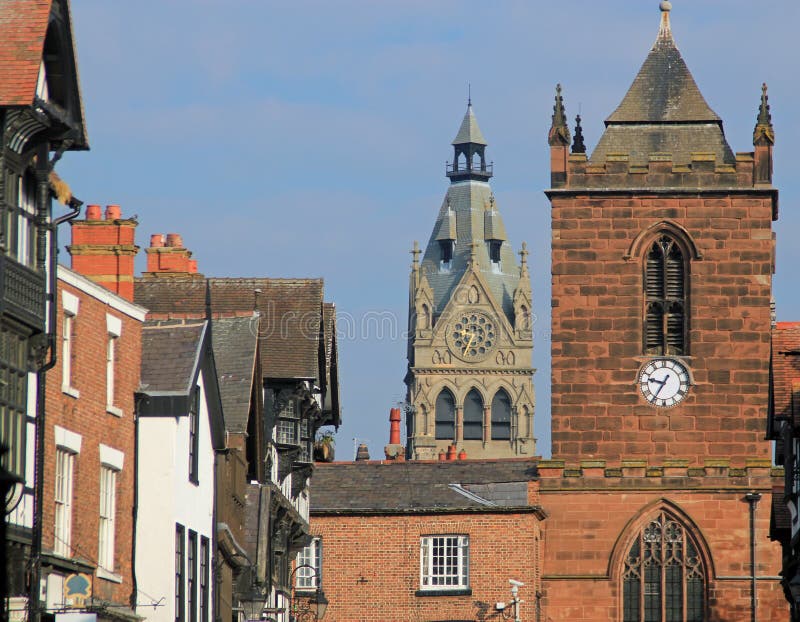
[435,390,455,440]
[463,389,483,440]
[491,390,512,440]
[420,535,469,590]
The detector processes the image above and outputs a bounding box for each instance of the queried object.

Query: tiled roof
[771,324,800,423]
[310,460,537,513]
[0,0,51,106]
[590,8,734,167]
[211,316,259,434]
[134,277,324,381]
[452,103,487,146]
[140,320,206,394]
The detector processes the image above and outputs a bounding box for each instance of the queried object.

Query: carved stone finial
[660,0,672,12]
[572,114,586,154]
[519,242,530,277]
[658,0,672,40]
[753,82,775,146]
[548,84,571,147]
[411,240,421,271]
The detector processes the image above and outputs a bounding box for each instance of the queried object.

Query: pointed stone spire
[572,114,586,154]
[657,1,672,42]
[452,101,487,146]
[548,84,571,147]
[753,83,775,146]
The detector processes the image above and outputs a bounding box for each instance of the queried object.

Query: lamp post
[495,579,525,622]
[289,564,328,621]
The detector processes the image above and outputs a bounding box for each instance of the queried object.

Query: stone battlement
[557,151,765,191]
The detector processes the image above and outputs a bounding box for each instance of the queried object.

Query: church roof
[590,3,734,166]
[452,102,487,145]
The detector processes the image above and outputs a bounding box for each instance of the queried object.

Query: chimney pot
[355,443,370,461]
[388,407,402,445]
[438,449,446,461]
[150,234,165,248]
[458,449,467,460]
[166,233,183,248]
[447,444,457,461]
[86,204,102,220]
[105,204,121,220]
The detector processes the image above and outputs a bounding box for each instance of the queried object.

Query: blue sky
[59,1,800,460]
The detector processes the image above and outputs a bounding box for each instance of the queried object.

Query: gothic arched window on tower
[622,512,705,622]
[491,389,512,440]
[644,236,687,355]
[435,389,456,440]
[463,389,483,440]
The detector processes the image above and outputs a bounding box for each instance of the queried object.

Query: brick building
[305,460,543,622]
[540,2,784,619]
[38,208,145,620]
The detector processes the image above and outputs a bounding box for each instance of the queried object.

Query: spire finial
[753,82,775,146]
[658,1,673,40]
[411,240,421,271]
[548,84,571,147]
[468,83,471,107]
[572,114,586,154]
[519,242,529,266]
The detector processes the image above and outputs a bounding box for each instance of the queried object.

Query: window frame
[643,235,689,356]
[491,389,512,441]
[434,389,456,441]
[189,385,200,484]
[296,537,322,591]
[54,448,75,557]
[622,511,706,622]
[199,536,209,622]
[462,389,484,441]
[275,398,300,446]
[0,324,29,481]
[188,530,197,622]
[98,465,117,572]
[175,524,185,622]
[419,534,470,592]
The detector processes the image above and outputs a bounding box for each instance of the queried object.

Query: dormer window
[439,240,454,271]
[488,240,501,264]
[276,399,299,446]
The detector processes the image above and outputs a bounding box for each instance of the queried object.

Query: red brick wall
[42,274,141,607]
[539,468,786,621]
[550,192,775,464]
[307,511,541,622]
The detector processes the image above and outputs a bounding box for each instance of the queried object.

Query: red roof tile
[0,0,52,106]
[772,325,800,423]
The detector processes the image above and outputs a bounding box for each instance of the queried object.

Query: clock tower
[547,1,777,465]
[405,102,535,460]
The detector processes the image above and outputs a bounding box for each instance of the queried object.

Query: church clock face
[639,359,690,408]
[447,311,497,362]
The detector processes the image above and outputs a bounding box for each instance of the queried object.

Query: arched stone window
[463,389,483,440]
[622,511,705,622]
[435,389,456,440]
[644,236,688,355]
[491,389,512,440]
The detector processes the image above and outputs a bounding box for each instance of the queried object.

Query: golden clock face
[447,311,497,361]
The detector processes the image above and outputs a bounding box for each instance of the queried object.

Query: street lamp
[495,579,525,622]
[289,564,328,621]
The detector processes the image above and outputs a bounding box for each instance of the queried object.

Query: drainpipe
[745,492,762,622]
[29,148,82,622]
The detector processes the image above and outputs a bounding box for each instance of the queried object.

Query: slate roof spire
[589,1,735,166]
[447,99,492,182]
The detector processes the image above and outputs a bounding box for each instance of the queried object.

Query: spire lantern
[447,100,493,182]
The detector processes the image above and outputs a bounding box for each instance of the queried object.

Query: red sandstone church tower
[539,2,785,620]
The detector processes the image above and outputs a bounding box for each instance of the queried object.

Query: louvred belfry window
[644,236,687,355]
[623,512,705,622]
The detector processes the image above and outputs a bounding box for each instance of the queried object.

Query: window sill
[62,385,80,399]
[294,589,319,597]
[96,568,122,583]
[106,405,123,418]
[415,588,472,597]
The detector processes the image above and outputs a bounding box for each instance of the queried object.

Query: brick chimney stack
[384,407,405,461]
[68,204,139,301]
[143,232,200,277]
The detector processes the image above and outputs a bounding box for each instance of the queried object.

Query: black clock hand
[652,374,670,398]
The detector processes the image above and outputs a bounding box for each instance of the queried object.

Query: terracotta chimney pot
[166,233,183,248]
[85,204,102,220]
[389,408,402,445]
[447,444,457,461]
[150,234,165,248]
[438,449,446,461]
[105,204,121,220]
[458,449,467,460]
